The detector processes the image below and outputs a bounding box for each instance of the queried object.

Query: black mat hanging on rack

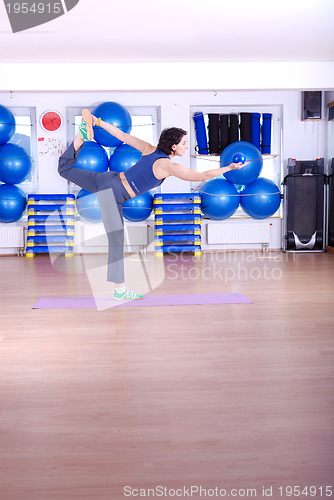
[219,114,229,153]
[229,114,239,144]
[239,112,252,142]
[208,114,220,154]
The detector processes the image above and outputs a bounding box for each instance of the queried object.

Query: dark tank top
[123,148,169,196]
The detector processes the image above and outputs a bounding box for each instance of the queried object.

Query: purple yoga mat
[32,293,253,310]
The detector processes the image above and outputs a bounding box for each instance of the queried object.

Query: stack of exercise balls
[200,141,281,220]
[75,101,153,223]
[0,105,30,223]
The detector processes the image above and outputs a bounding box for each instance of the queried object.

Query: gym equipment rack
[154,193,202,256]
[26,194,75,257]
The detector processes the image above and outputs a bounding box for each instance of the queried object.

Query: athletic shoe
[113,288,144,300]
[79,109,94,141]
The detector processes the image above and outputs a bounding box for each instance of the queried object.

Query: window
[7,107,38,191]
[66,105,160,194]
[190,105,282,217]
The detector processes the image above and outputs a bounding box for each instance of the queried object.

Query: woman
[58,109,245,300]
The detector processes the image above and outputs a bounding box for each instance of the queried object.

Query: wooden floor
[1,250,334,500]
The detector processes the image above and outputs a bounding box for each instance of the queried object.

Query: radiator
[83,223,148,247]
[207,222,271,245]
[0,226,24,248]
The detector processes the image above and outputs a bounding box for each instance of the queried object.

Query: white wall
[1,62,334,91]
[0,88,330,193]
[0,88,331,253]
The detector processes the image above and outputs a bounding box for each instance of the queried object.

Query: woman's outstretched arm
[92,115,154,155]
[158,160,247,182]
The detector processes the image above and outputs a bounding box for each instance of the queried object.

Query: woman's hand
[91,114,98,126]
[228,161,249,171]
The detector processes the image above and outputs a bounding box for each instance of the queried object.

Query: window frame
[189,104,283,218]
[66,105,160,195]
[5,106,38,192]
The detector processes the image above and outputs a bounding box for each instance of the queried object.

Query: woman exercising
[58,109,245,300]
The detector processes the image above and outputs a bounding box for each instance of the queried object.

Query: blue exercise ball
[76,188,102,222]
[221,141,263,185]
[122,191,153,222]
[200,177,240,220]
[92,102,132,148]
[0,105,15,145]
[0,183,27,223]
[240,177,281,219]
[232,153,246,164]
[109,144,141,172]
[0,143,32,184]
[75,141,108,172]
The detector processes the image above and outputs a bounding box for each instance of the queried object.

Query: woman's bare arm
[158,160,247,182]
[93,117,154,155]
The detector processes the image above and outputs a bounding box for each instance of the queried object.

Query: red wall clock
[40,110,63,132]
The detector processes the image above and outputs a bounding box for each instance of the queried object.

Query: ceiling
[0,0,334,64]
